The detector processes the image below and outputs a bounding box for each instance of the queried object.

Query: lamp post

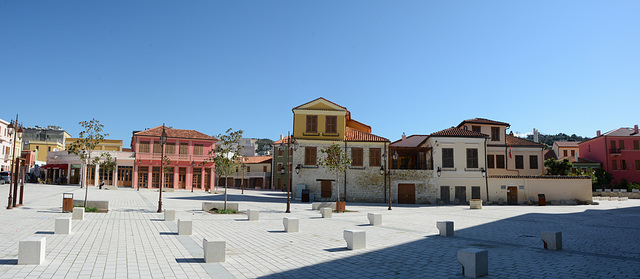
[281,132,298,213]
[191,161,195,193]
[241,158,245,194]
[380,148,398,210]
[7,114,23,210]
[137,159,141,191]
[158,124,167,213]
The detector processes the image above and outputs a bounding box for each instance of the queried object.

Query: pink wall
[580,136,640,184]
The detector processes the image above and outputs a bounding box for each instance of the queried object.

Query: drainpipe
[484,138,489,202]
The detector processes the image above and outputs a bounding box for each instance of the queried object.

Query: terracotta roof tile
[544,150,557,160]
[430,127,488,138]
[457,118,510,128]
[554,141,579,147]
[135,126,216,141]
[506,135,545,147]
[345,127,389,142]
[390,135,429,147]
[243,156,272,164]
[273,136,292,145]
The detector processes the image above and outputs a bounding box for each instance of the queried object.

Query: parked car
[0,172,10,185]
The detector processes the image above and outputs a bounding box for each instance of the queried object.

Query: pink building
[132,126,217,191]
[578,125,640,184]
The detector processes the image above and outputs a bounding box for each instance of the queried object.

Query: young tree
[544,158,572,175]
[97,152,117,187]
[66,119,108,207]
[205,128,243,210]
[317,143,352,212]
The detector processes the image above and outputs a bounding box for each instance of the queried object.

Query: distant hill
[525,133,590,149]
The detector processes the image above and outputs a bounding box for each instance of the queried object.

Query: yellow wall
[66,138,123,151]
[293,112,346,140]
[29,141,65,162]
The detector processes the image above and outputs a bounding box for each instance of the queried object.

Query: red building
[578,125,640,184]
[132,126,217,191]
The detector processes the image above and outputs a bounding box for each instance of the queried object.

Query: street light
[137,159,141,191]
[281,132,298,213]
[241,158,246,194]
[191,161,195,193]
[158,124,167,213]
[380,148,398,210]
[7,114,23,210]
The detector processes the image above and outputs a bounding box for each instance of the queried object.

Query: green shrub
[214,209,237,214]
[85,207,98,212]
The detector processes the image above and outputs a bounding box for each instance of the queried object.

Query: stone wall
[390,169,435,204]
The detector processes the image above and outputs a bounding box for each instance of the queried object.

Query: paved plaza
[0,183,638,278]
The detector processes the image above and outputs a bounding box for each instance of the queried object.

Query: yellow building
[66,138,123,152]
[28,141,65,163]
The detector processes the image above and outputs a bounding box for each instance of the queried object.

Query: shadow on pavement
[169,193,286,204]
[175,258,205,263]
[0,259,17,265]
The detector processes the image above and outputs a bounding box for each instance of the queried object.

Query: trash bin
[62,193,74,212]
[301,189,310,202]
[538,194,546,206]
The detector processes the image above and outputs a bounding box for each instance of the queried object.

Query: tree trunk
[83,161,88,207]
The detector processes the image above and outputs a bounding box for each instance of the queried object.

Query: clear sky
[2,1,639,145]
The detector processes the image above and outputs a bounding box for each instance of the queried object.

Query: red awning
[41,164,68,170]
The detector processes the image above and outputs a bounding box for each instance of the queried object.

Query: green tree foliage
[526,133,590,149]
[255,138,274,156]
[66,119,109,206]
[544,158,572,175]
[205,128,243,210]
[592,167,613,190]
[317,144,352,211]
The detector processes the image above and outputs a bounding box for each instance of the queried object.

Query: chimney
[574,150,578,162]
[402,132,406,140]
[635,125,638,134]
[597,130,601,137]
[533,128,539,143]
[280,134,283,140]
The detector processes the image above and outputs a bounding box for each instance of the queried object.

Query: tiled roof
[345,127,389,142]
[390,135,429,148]
[554,141,579,147]
[243,156,272,164]
[543,150,557,160]
[134,126,216,141]
[506,135,545,147]
[603,127,640,137]
[457,118,510,128]
[292,97,348,111]
[273,136,292,145]
[430,127,488,138]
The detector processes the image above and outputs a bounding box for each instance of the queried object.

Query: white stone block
[19,237,46,265]
[178,219,192,235]
[72,207,84,220]
[367,213,382,226]
[437,221,454,237]
[247,209,259,221]
[55,217,72,234]
[321,208,332,218]
[312,202,336,210]
[470,200,482,209]
[203,238,225,263]
[458,248,488,278]
[164,209,175,221]
[541,232,562,250]
[283,217,299,233]
[343,230,366,250]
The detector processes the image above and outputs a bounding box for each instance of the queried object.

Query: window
[247,166,251,172]
[166,143,175,154]
[325,116,337,134]
[277,163,283,172]
[634,140,639,150]
[466,149,478,168]
[612,160,617,170]
[153,142,162,153]
[571,150,575,157]
[305,147,317,165]
[496,155,505,168]
[563,150,568,157]
[351,148,363,167]
[487,155,495,168]
[515,155,524,169]
[369,148,381,167]
[472,126,481,133]
[180,143,188,154]
[139,141,150,153]
[306,115,317,133]
[491,127,500,141]
[48,147,51,151]
[619,140,625,150]
[611,140,616,150]
[194,144,203,155]
[636,160,640,171]
[588,145,591,152]
[263,166,267,172]
[621,160,626,170]
[530,155,538,169]
[278,147,282,157]
[471,186,481,199]
[442,148,454,168]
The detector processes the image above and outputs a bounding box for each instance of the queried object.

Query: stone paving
[0,183,639,278]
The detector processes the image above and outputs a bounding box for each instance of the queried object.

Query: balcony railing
[137,153,210,162]
[610,148,622,154]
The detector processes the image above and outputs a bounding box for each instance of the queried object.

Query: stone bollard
[18,237,46,265]
[470,199,482,209]
[321,208,332,218]
[437,221,454,236]
[178,219,192,235]
[164,209,175,221]
[247,209,259,221]
[541,232,562,250]
[55,217,72,234]
[367,213,382,226]
[203,238,226,263]
[458,248,488,278]
[343,230,366,250]
[283,217,299,233]
[72,207,84,220]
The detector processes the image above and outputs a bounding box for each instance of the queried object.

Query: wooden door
[455,186,467,203]
[507,186,518,205]
[472,186,481,200]
[151,167,160,188]
[321,180,332,198]
[440,186,450,204]
[398,184,415,204]
[178,168,186,189]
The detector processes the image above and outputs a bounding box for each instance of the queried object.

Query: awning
[41,164,68,170]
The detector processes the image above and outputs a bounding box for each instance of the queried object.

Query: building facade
[552,141,580,162]
[217,156,272,189]
[578,125,640,184]
[272,135,293,191]
[22,125,71,164]
[46,150,135,186]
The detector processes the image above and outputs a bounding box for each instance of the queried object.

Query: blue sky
[1,1,638,145]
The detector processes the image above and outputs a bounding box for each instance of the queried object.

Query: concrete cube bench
[437,221,454,236]
[312,202,336,210]
[470,199,482,209]
[344,230,366,250]
[178,219,192,235]
[367,213,382,226]
[19,237,46,265]
[247,209,259,221]
[458,248,488,278]
[55,217,72,234]
[72,207,84,220]
[164,209,175,221]
[541,232,562,250]
[283,217,299,233]
[202,202,239,212]
[321,208,332,218]
[203,238,225,263]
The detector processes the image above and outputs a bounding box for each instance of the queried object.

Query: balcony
[136,153,211,163]
[609,148,622,155]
